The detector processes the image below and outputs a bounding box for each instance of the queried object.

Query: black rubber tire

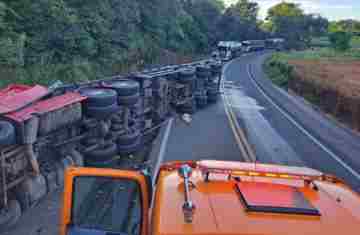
[180,106,197,114]
[196,70,211,78]
[86,142,118,162]
[210,63,222,72]
[0,200,21,232]
[179,69,196,77]
[180,99,197,114]
[0,121,16,146]
[102,79,140,96]
[84,103,119,120]
[118,93,140,106]
[117,138,142,155]
[177,73,195,84]
[196,96,208,108]
[79,88,118,107]
[111,123,124,132]
[82,137,99,147]
[117,129,141,146]
[207,89,219,103]
[196,65,211,73]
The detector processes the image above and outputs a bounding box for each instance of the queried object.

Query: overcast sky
[224,0,360,21]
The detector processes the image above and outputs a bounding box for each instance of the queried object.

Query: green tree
[329,31,352,51]
[217,0,264,41]
[266,2,328,49]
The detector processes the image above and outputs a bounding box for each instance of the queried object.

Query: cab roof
[152,161,360,235]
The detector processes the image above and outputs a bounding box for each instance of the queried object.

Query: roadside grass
[263,46,360,88]
[311,36,360,49]
[264,45,360,131]
[273,47,360,61]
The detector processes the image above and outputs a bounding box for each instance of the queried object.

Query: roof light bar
[197,161,326,182]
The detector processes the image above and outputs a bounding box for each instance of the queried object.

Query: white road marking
[247,64,360,180]
[152,118,174,185]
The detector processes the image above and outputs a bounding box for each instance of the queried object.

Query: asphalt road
[224,52,360,192]
[163,96,244,162]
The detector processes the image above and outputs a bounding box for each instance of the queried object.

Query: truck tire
[86,143,118,162]
[117,138,142,155]
[0,200,21,232]
[82,137,98,147]
[102,79,140,96]
[207,89,219,103]
[117,129,141,146]
[79,88,118,107]
[84,103,119,120]
[111,123,124,132]
[178,69,196,84]
[210,63,222,73]
[196,96,208,108]
[0,121,16,146]
[118,93,140,106]
[180,98,197,114]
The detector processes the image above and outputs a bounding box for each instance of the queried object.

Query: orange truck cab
[60,160,360,235]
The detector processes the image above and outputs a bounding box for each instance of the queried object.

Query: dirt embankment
[288,60,360,131]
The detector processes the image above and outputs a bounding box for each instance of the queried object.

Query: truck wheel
[111,123,124,132]
[178,70,196,84]
[0,121,16,146]
[102,79,140,96]
[117,129,141,146]
[196,96,208,108]
[82,137,98,147]
[207,89,219,103]
[84,103,119,120]
[118,93,140,106]
[86,143,118,162]
[79,88,118,107]
[210,63,222,73]
[0,200,21,232]
[117,138,142,155]
[180,106,197,114]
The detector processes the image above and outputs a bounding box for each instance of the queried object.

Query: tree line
[0,0,357,86]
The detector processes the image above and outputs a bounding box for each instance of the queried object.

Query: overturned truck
[0,59,223,229]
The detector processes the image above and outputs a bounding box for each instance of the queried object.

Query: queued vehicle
[217,41,243,62]
[0,59,223,230]
[242,40,266,52]
[61,160,360,235]
[265,38,285,51]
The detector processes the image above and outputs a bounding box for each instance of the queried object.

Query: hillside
[0,0,265,87]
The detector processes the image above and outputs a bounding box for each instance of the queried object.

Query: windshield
[71,177,142,235]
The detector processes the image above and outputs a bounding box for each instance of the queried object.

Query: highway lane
[163,95,246,162]
[224,52,360,192]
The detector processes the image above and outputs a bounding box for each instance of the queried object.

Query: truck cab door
[60,167,150,235]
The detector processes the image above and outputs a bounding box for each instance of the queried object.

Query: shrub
[264,55,294,87]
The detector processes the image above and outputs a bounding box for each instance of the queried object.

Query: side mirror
[60,167,150,235]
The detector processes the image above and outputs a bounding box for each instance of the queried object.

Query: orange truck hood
[152,168,360,235]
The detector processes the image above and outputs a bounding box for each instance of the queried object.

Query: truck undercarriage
[0,59,223,230]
